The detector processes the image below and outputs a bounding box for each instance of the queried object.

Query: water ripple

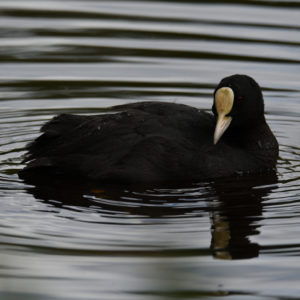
[0,1,300,300]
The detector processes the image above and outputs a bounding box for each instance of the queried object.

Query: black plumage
[19,74,279,183]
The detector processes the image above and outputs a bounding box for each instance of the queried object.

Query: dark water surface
[0,1,300,299]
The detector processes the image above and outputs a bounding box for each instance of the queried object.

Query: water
[0,1,300,299]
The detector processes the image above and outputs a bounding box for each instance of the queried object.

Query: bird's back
[20,102,215,183]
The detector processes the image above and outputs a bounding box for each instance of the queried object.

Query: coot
[19,74,278,183]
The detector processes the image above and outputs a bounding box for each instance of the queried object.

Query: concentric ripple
[0,1,300,300]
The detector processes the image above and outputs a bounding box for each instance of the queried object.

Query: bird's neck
[226,118,278,167]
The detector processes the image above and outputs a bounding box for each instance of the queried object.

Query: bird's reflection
[210,173,277,259]
[21,171,278,260]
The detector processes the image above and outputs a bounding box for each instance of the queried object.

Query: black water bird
[19,74,278,183]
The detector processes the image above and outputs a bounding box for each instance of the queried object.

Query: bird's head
[212,74,265,144]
